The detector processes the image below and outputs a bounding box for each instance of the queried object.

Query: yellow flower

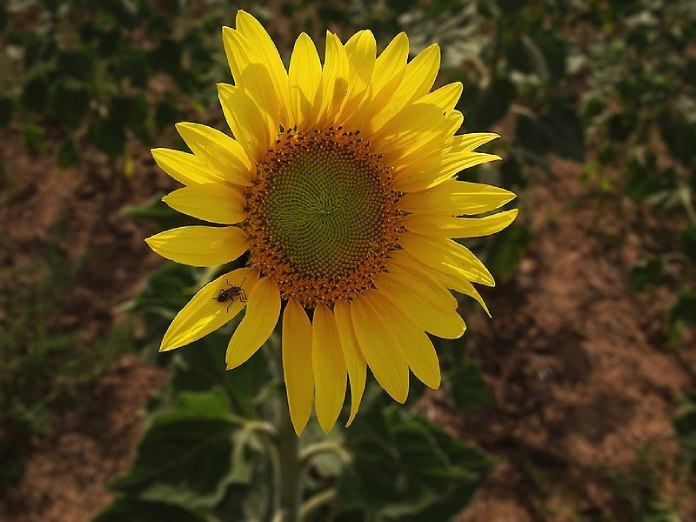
[146,11,517,435]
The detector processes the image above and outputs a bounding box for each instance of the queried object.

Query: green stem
[276,402,301,522]
[266,332,302,522]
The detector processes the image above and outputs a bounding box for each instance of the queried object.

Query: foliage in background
[0,0,229,171]
[2,0,696,518]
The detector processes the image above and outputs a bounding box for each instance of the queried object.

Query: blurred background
[1,0,696,521]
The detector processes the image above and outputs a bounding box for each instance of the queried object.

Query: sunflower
[146,11,517,435]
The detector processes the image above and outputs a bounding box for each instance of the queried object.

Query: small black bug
[214,278,247,312]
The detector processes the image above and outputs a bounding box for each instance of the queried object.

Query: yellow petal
[404,209,519,238]
[333,300,366,426]
[449,132,500,152]
[375,102,451,158]
[234,10,291,126]
[312,303,347,434]
[226,277,281,370]
[378,82,461,147]
[217,83,271,161]
[145,226,249,267]
[387,249,455,296]
[221,27,280,134]
[318,32,349,127]
[373,271,465,339]
[418,82,462,111]
[399,42,441,100]
[337,30,376,122]
[399,179,517,215]
[429,267,491,317]
[391,140,443,174]
[371,33,409,94]
[175,123,252,186]
[376,82,460,159]
[370,43,441,132]
[346,32,408,129]
[161,268,259,351]
[162,184,246,225]
[151,148,224,186]
[288,33,323,129]
[436,151,502,183]
[368,293,441,389]
[446,110,464,135]
[395,151,501,193]
[282,298,314,435]
[400,232,495,286]
[350,294,409,403]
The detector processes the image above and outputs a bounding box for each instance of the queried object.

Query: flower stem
[276,401,301,522]
[267,332,302,522]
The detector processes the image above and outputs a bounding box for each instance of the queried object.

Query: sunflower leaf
[108,388,240,510]
[336,397,493,521]
[93,498,209,522]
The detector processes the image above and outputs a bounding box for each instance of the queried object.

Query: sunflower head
[146,10,517,435]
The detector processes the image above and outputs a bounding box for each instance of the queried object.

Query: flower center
[245,127,403,308]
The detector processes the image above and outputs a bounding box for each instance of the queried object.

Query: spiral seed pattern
[245,127,403,308]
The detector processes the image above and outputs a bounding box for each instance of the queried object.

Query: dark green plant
[1,0,227,168]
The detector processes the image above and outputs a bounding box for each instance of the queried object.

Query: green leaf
[121,193,193,230]
[48,86,90,129]
[110,389,237,509]
[441,347,492,410]
[88,117,125,157]
[22,123,46,154]
[597,144,616,165]
[338,398,492,521]
[461,79,516,130]
[151,39,182,75]
[94,498,208,522]
[629,258,664,293]
[659,111,696,168]
[675,392,696,474]
[624,153,677,203]
[669,290,696,328]
[485,224,532,282]
[582,96,607,125]
[0,97,13,127]
[535,31,567,81]
[129,263,197,315]
[607,111,638,142]
[113,95,151,143]
[111,43,150,88]
[499,155,529,190]
[21,76,48,113]
[681,224,696,264]
[155,98,184,130]
[517,102,584,161]
[57,137,80,169]
[113,96,144,123]
[170,335,273,418]
[57,48,95,81]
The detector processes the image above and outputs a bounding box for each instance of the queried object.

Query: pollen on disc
[245,127,403,308]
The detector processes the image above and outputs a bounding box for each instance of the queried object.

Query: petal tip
[318,419,336,434]
[292,421,306,437]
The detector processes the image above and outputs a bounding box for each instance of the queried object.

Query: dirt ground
[448,159,696,521]
[1,130,695,521]
[0,130,171,521]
